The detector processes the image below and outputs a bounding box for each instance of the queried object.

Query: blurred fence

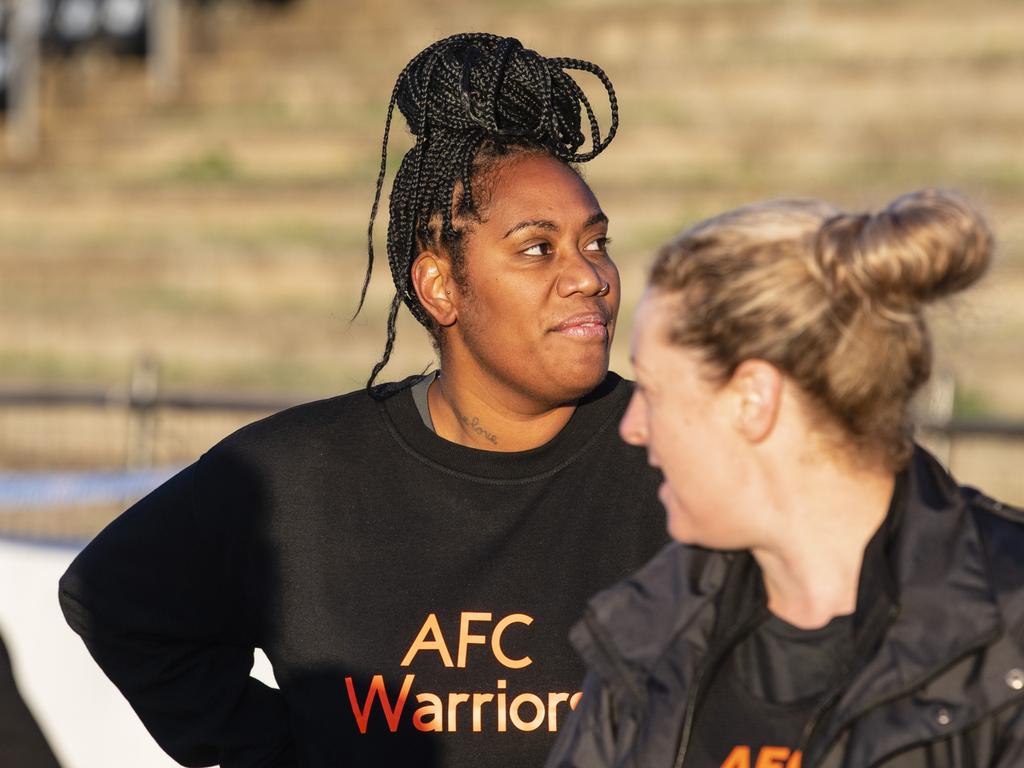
[2,362,1024,545]
[0,355,307,541]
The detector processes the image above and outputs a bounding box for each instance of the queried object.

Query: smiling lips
[552,312,610,340]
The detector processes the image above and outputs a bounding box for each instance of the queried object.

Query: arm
[0,633,62,768]
[58,455,295,768]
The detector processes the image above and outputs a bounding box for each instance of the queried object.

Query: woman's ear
[729,359,782,443]
[411,251,457,327]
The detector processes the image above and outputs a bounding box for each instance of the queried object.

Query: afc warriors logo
[344,612,582,734]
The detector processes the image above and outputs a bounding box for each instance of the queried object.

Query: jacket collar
[835,448,1000,706]
[812,447,1015,763]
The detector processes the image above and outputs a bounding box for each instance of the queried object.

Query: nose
[556,249,612,298]
[619,390,648,447]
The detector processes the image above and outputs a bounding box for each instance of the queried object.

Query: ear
[728,359,782,443]
[411,251,458,327]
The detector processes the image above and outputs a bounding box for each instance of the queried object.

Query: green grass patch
[168,149,242,184]
[200,220,364,254]
[954,386,997,419]
[0,350,128,385]
[157,357,358,395]
[0,348,369,399]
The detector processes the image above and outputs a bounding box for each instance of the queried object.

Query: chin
[549,358,609,402]
[664,499,706,546]
[667,522,715,548]
[666,518,695,545]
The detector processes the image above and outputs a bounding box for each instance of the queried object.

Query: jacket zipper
[796,603,900,765]
[671,606,770,768]
[802,619,1003,767]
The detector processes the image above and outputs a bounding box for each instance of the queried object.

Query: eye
[522,242,554,257]
[584,236,612,254]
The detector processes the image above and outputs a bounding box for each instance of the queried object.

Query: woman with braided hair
[357,32,630,442]
[59,33,667,768]
[359,31,619,385]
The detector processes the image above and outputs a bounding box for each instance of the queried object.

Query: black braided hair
[356,33,620,391]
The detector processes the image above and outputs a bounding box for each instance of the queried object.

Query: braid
[354,78,402,320]
[358,33,620,391]
[365,291,406,394]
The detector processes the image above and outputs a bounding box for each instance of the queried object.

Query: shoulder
[201,376,421,466]
[965,488,1024,632]
[966,487,1024,524]
[966,486,1024,556]
[573,543,725,674]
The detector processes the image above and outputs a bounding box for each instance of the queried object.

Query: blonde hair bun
[650,189,993,470]
[815,189,993,308]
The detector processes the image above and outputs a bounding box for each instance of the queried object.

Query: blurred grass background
[1,0,1023,516]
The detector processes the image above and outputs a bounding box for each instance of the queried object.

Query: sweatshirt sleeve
[58,455,295,768]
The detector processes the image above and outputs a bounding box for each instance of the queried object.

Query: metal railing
[2,368,1023,542]
[2,368,1023,471]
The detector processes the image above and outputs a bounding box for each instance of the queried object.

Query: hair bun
[815,189,993,306]
[393,33,618,162]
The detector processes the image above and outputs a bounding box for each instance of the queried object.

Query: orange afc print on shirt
[343,611,584,734]
[721,745,803,768]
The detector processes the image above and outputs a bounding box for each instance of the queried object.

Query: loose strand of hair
[354,83,402,321]
[366,290,405,392]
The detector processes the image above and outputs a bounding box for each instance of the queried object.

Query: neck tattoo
[450,404,499,446]
[435,379,500,446]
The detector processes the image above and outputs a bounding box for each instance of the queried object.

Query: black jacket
[547,447,1024,768]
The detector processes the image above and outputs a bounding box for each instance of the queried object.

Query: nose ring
[597,281,611,296]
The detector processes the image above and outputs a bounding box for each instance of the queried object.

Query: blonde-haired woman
[547,190,1024,768]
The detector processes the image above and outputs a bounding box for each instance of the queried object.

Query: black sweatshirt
[59,373,667,768]
[0,633,62,768]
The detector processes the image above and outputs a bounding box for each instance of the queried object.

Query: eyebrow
[502,212,608,240]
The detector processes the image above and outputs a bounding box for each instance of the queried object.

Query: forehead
[481,153,601,227]
[632,291,676,353]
